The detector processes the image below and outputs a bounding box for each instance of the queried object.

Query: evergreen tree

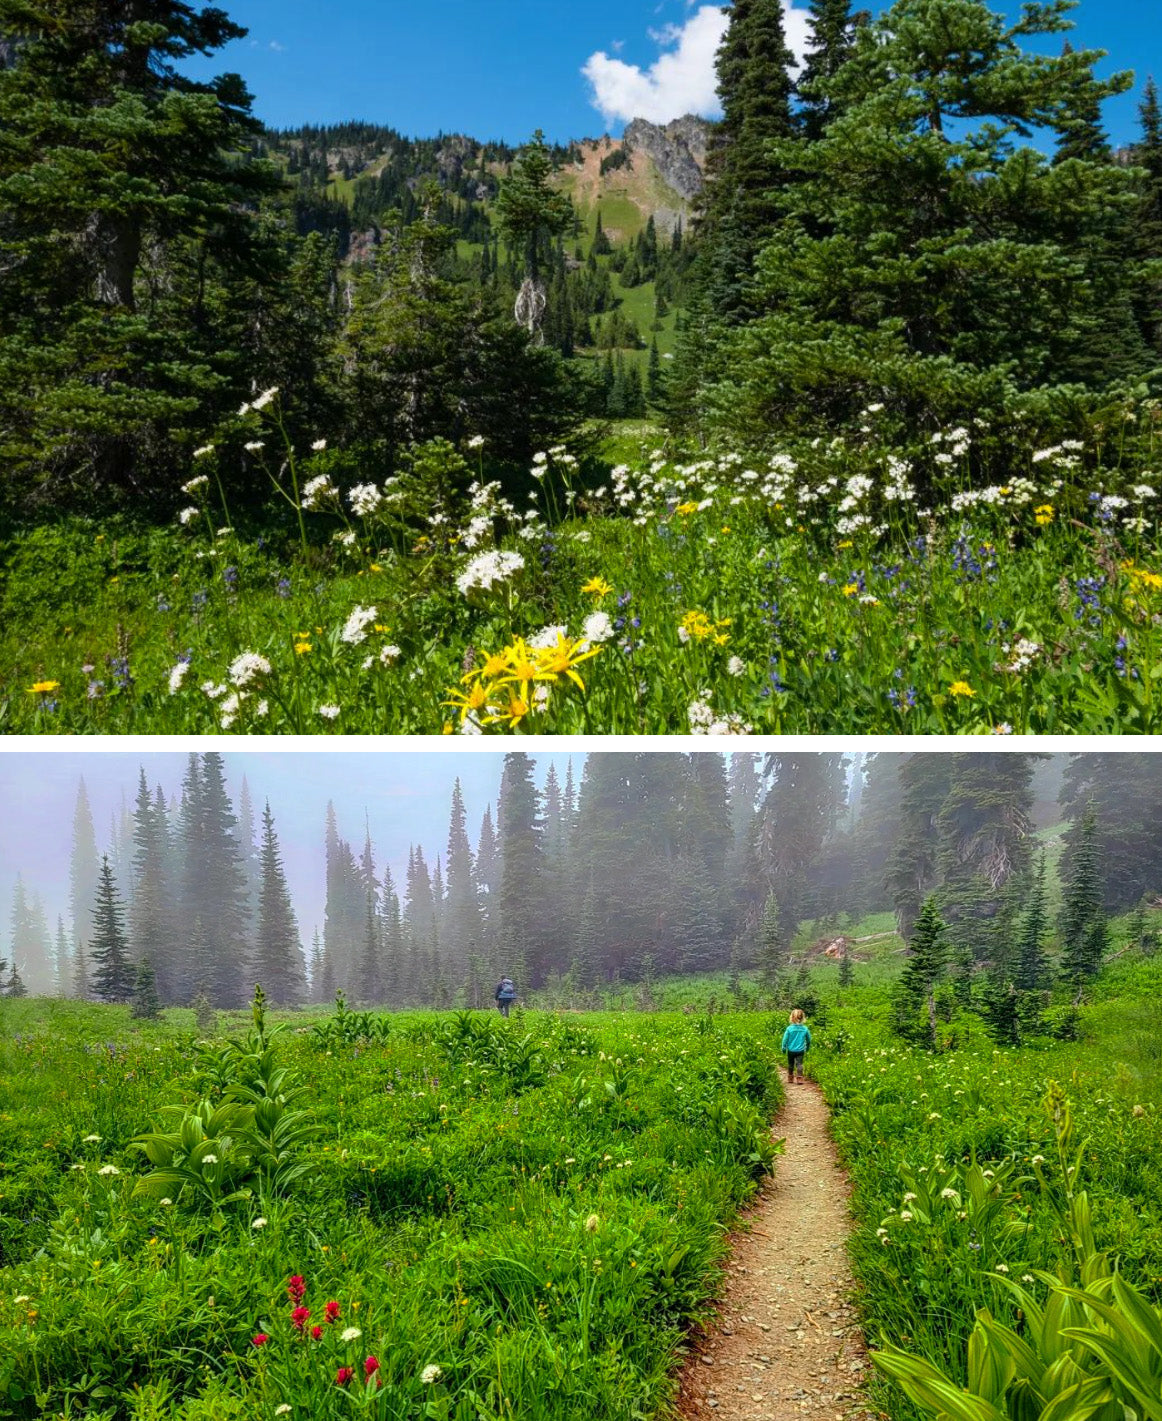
[69,777,100,981]
[799,0,861,141]
[130,767,175,1001]
[494,131,573,340]
[496,752,545,985]
[936,754,1036,965]
[192,754,252,1007]
[0,0,284,509]
[702,0,798,321]
[756,890,784,986]
[712,0,1147,448]
[5,962,27,998]
[130,958,161,1020]
[1015,851,1050,991]
[1053,41,1111,164]
[756,753,845,950]
[90,856,134,1003]
[886,756,952,939]
[1134,77,1162,353]
[1060,805,1107,981]
[254,803,304,1005]
[892,896,948,1048]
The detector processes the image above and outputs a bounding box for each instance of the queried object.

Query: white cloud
[583,3,811,128]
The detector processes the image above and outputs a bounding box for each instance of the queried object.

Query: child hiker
[780,1008,811,1085]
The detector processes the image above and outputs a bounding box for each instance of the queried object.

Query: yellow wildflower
[443,680,492,723]
[842,583,859,598]
[535,634,601,692]
[674,501,699,516]
[27,680,60,695]
[581,576,613,598]
[294,643,312,656]
[838,540,853,550]
[948,681,976,698]
[486,689,531,730]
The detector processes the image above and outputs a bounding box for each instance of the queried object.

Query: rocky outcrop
[622,115,710,201]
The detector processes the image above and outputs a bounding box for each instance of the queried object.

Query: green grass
[0,999,784,1420]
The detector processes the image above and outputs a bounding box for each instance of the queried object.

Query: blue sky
[180,0,1158,147]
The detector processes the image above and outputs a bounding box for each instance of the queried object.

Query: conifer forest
[4,0,1162,730]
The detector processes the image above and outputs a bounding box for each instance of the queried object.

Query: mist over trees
[3,751,1162,1008]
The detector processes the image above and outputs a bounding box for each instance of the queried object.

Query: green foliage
[0,1000,785,1419]
[309,990,391,1048]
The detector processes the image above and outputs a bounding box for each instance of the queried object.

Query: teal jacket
[780,1022,812,1053]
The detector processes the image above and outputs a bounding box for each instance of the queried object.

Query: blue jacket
[780,1022,811,1053]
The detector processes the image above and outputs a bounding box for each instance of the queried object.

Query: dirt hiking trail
[675,1081,877,1421]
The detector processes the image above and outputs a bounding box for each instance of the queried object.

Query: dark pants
[787,1051,804,1079]
[497,999,512,1018]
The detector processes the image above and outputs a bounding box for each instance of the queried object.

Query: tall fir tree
[253,803,304,1005]
[799,0,862,142]
[892,896,948,1049]
[90,856,134,1003]
[1014,851,1050,991]
[496,752,545,986]
[69,777,100,983]
[1059,804,1107,981]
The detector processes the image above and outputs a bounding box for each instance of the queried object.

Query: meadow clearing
[6,405,1162,735]
[1,943,1159,1421]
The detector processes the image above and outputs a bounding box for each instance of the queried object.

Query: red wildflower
[291,1306,311,1332]
[311,1325,324,1341]
[324,1299,341,1324]
[364,1355,380,1380]
[336,1366,354,1386]
[252,1334,269,1347]
[287,1274,306,1303]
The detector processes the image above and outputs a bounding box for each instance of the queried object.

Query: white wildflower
[340,605,378,646]
[422,1365,443,1385]
[229,652,271,687]
[312,439,327,452]
[169,662,190,695]
[201,681,227,700]
[349,483,382,517]
[202,1154,218,1165]
[178,507,200,526]
[244,441,265,454]
[252,1217,267,1230]
[319,704,340,720]
[252,386,279,411]
[467,435,485,449]
[582,611,614,645]
[301,474,336,509]
[340,1327,362,1343]
[182,475,210,495]
[456,549,525,595]
[98,1165,120,1176]
[726,656,745,677]
[529,624,568,650]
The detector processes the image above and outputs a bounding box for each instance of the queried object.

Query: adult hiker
[780,1008,812,1084]
[495,975,517,1018]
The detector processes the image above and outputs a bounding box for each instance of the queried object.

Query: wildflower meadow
[1,943,1160,1421]
[6,397,1162,734]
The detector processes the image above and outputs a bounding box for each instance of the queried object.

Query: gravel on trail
[674,1080,878,1421]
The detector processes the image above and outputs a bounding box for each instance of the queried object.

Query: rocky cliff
[622,116,710,202]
